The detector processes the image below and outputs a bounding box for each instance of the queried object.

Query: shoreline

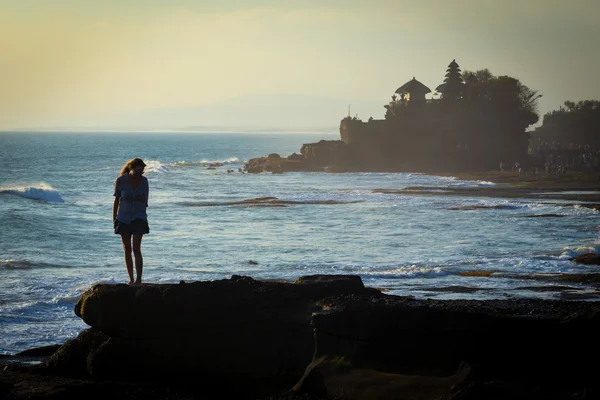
[433,169,599,190]
[415,169,600,203]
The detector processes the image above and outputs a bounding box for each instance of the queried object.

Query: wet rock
[15,344,62,358]
[570,253,600,265]
[179,197,360,208]
[522,213,564,218]
[308,294,600,391]
[293,355,471,400]
[448,205,507,210]
[51,275,378,398]
[12,275,600,399]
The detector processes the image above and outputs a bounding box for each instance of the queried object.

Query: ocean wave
[560,242,600,259]
[444,178,497,188]
[0,260,69,270]
[363,265,445,278]
[49,294,81,305]
[0,183,64,202]
[173,157,243,167]
[141,157,244,173]
[475,180,496,186]
[573,204,600,214]
[143,160,169,174]
[4,293,83,314]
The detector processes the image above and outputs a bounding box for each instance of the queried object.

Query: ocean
[1,131,598,354]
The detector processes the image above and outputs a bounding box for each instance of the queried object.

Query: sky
[1,0,598,131]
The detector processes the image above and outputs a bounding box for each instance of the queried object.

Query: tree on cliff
[451,69,541,169]
[537,100,600,145]
[463,72,541,128]
[462,69,493,86]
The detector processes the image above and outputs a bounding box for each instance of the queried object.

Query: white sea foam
[433,176,496,188]
[364,265,445,277]
[0,183,64,202]
[559,242,600,259]
[49,294,81,305]
[197,157,243,165]
[143,160,169,174]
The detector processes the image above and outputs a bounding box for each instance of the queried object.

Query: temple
[337,59,534,172]
[246,59,538,173]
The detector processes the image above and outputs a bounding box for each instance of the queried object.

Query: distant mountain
[16,93,382,132]
[135,93,383,129]
[7,93,384,133]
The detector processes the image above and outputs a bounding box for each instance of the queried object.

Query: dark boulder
[50,275,378,398]
[296,294,600,398]
[570,252,600,265]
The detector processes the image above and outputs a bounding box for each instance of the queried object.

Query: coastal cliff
[3,274,600,399]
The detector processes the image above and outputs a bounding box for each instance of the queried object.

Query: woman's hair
[120,158,147,176]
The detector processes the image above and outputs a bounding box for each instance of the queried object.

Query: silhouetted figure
[113,158,149,286]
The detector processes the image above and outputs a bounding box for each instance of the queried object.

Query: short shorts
[114,219,149,235]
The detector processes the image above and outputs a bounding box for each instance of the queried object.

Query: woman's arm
[145,176,149,207]
[113,197,120,221]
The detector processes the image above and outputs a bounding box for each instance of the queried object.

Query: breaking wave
[560,242,600,259]
[0,260,70,270]
[174,157,243,167]
[0,183,64,202]
[143,160,169,174]
[141,158,244,173]
[362,265,445,278]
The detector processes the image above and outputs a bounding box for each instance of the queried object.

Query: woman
[113,158,149,285]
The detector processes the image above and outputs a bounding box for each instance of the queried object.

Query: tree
[462,73,541,128]
[462,69,493,86]
[539,100,600,145]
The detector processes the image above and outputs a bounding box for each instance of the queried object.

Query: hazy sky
[1,0,598,130]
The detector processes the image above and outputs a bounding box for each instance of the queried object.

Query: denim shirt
[114,174,149,224]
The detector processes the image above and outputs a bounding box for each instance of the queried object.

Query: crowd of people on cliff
[531,141,600,172]
[498,147,599,179]
[534,141,596,151]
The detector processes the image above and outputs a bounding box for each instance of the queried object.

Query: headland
[244,60,600,189]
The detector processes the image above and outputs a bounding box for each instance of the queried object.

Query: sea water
[1,132,598,354]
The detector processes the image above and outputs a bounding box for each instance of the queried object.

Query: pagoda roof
[395,77,431,95]
[447,59,459,68]
[445,71,462,78]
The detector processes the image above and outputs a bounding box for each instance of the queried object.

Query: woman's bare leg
[120,233,134,284]
[132,234,143,285]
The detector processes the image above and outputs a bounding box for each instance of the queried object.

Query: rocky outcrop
[570,253,600,265]
[245,141,349,173]
[47,275,377,398]
[299,140,346,161]
[5,275,600,399]
[294,294,600,399]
